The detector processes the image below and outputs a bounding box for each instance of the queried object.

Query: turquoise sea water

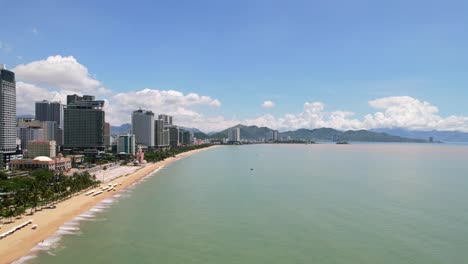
[25,144,468,264]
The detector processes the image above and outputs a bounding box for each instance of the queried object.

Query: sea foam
[14,164,167,263]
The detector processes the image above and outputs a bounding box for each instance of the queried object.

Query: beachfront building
[271,130,279,141]
[104,122,111,149]
[155,119,169,148]
[179,130,193,145]
[117,134,136,155]
[0,65,16,164]
[158,114,173,126]
[167,125,179,147]
[64,94,105,151]
[26,140,56,158]
[35,100,63,128]
[132,109,155,147]
[9,155,72,172]
[228,127,241,142]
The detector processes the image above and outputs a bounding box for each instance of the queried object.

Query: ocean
[23,144,468,264]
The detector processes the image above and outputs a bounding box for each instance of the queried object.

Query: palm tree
[102,166,108,183]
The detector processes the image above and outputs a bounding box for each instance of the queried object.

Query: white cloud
[13,54,225,130]
[244,96,468,132]
[106,89,223,127]
[13,55,106,94]
[262,100,275,108]
[12,56,468,133]
[363,96,468,132]
[245,102,364,131]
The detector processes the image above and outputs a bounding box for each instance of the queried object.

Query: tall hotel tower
[35,100,63,128]
[64,94,105,150]
[0,65,16,162]
[132,109,155,147]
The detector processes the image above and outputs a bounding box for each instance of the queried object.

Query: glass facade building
[0,66,16,155]
[64,94,105,150]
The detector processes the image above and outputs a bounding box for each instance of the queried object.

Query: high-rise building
[167,126,179,147]
[17,118,42,128]
[179,130,193,145]
[228,127,240,142]
[158,114,173,126]
[17,127,44,150]
[26,140,56,158]
[117,134,136,155]
[132,109,155,147]
[163,129,170,146]
[104,122,111,148]
[42,121,57,141]
[35,100,63,128]
[0,65,16,160]
[16,118,44,150]
[154,119,169,147]
[64,94,105,150]
[154,119,165,148]
[271,130,279,141]
[55,127,64,146]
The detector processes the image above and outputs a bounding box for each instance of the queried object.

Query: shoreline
[0,145,218,264]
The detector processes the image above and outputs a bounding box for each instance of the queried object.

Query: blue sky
[1,0,468,131]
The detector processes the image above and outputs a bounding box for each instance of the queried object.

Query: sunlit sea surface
[22,144,468,264]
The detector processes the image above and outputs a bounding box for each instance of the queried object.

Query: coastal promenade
[0,146,217,264]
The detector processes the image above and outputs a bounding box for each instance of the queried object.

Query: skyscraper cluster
[0,65,195,168]
[131,110,193,149]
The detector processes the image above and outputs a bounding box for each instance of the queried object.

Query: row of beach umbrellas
[0,220,37,239]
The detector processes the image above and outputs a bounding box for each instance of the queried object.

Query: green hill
[210,124,273,140]
[209,125,426,143]
[280,128,426,143]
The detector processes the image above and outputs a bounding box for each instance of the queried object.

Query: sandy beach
[0,146,217,264]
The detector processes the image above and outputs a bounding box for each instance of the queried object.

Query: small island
[336,141,350,145]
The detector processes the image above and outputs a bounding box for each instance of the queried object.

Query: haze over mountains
[207,125,427,143]
[371,128,468,142]
[110,123,468,143]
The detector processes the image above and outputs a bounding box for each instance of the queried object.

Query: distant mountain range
[210,124,272,140]
[111,123,468,143]
[280,128,426,142]
[209,124,426,143]
[110,123,132,135]
[371,128,468,142]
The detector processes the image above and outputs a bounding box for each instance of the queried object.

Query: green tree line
[0,170,98,223]
[144,144,212,162]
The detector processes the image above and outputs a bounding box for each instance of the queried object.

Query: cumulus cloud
[12,55,468,132]
[245,102,364,131]
[13,55,106,94]
[244,96,468,132]
[363,96,468,132]
[105,89,222,126]
[13,55,225,130]
[262,100,275,108]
